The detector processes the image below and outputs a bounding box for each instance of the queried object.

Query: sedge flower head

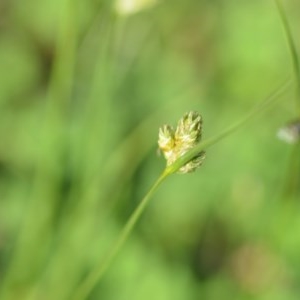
[158,111,205,173]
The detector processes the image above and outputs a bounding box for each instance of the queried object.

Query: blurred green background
[0,0,300,299]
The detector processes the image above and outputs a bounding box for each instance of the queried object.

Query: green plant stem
[71,170,169,300]
[281,143,300,199]
[167,80,290,174]
[274,0,300,203]
[274,0,300,114]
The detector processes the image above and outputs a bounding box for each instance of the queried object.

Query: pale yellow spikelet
[158,111,205,173]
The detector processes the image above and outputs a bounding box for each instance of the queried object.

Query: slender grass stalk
[71,79,289,300]
[72,170,169,300]
[166,80,290,175]
[274,0,300,113]
[274,0,300,201]
[281,143,300,199]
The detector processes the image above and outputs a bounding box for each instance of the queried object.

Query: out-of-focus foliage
[0,0,300,299]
